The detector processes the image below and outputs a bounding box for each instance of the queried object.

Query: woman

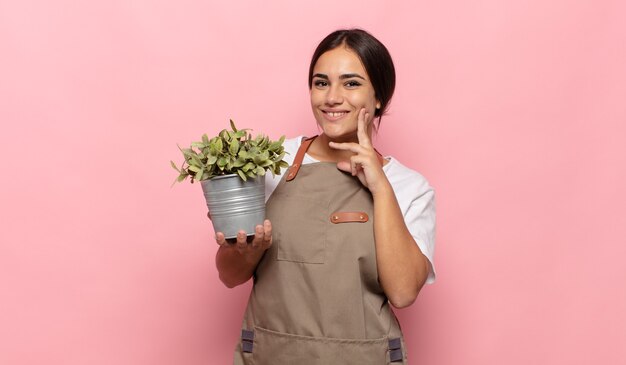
[214,29,436,365]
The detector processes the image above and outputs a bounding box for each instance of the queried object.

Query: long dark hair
[308,29,396,128]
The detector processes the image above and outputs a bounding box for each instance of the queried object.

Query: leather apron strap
[285,136,316,181]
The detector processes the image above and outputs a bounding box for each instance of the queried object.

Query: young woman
[214,29,436,365]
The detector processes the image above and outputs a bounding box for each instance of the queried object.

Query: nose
[325,84,343,105]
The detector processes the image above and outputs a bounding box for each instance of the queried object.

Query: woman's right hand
[215,219,273,264]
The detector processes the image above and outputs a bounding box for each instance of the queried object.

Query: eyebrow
[312,73,366,80]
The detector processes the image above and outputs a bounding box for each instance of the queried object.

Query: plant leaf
[253,151,270,164]
[242,162,255,172]
[189,154,203,167]
[230,119,237,132]
[237,169,247,181]
[181,148,194,158]
[233,157,245,168]
[170,160,181,173]
[269,141,281,151]
[272,151,285,162]
[191,141,205,148]
[229,139,239,155]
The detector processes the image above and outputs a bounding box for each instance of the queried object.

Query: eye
[314,80,328,88]
[345,80,361,88]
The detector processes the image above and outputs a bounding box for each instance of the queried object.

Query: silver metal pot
[201,174,265,239]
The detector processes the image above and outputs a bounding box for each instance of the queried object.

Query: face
[310,46,381,142]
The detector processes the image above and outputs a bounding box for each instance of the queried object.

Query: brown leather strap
[286,136,317,181]
[286,135,386,182]
[330,211,369,223]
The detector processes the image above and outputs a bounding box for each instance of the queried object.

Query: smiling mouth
[323,111,348,119]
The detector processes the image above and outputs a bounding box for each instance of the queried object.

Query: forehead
[313,46,368,78]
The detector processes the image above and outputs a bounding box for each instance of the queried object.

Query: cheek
[310,90,324,106]
[349,92,377,110]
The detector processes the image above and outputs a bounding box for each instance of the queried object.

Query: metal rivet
[332,216,339,220]
[360,215,364,220]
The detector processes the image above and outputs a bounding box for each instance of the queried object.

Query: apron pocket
[272,194,328,264]
[252,326,391,365]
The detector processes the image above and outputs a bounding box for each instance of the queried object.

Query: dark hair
[308,28,396,127]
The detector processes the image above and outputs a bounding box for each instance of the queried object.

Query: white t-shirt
[264,136,437,284]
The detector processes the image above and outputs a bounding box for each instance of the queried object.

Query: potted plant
[171,120,288,239]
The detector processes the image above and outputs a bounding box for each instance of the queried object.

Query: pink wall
[1,1,625,364]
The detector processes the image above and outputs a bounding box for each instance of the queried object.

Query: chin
[322,129,357,142]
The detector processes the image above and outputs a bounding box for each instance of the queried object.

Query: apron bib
[233,136,408,365]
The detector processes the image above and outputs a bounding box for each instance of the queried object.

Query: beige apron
[233,136,408,365]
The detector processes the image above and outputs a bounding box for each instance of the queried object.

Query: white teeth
[327,112,346,117]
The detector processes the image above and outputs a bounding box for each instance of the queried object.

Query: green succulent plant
[171,120,289,184]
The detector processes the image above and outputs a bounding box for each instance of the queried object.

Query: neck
[308,133,368,163]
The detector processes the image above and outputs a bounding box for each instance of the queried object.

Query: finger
[351,156,359,176]
[337,156,368,175]
[263,219,272,247]
[336,160,351,173]
[357,109,372,148]
[351,156,367,176]
[236,230,247,252]
[328,141,365,154]
[215,232,227,246]
[251,225,264,248]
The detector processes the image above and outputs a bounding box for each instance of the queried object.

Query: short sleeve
[384,158,437,284]
[404,186,437,284]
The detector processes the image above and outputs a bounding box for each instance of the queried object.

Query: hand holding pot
[215,219,273,263]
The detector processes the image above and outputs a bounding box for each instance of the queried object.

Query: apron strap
[286,136,317,181]
[286,135,386,182]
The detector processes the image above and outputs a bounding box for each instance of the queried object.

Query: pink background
[1,1,625,364]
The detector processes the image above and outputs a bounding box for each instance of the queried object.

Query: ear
[375,100,381,110]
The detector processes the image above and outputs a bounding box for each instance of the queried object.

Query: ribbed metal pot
[201,174,265,240]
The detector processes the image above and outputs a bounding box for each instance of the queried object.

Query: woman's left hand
[329,108,389,195]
